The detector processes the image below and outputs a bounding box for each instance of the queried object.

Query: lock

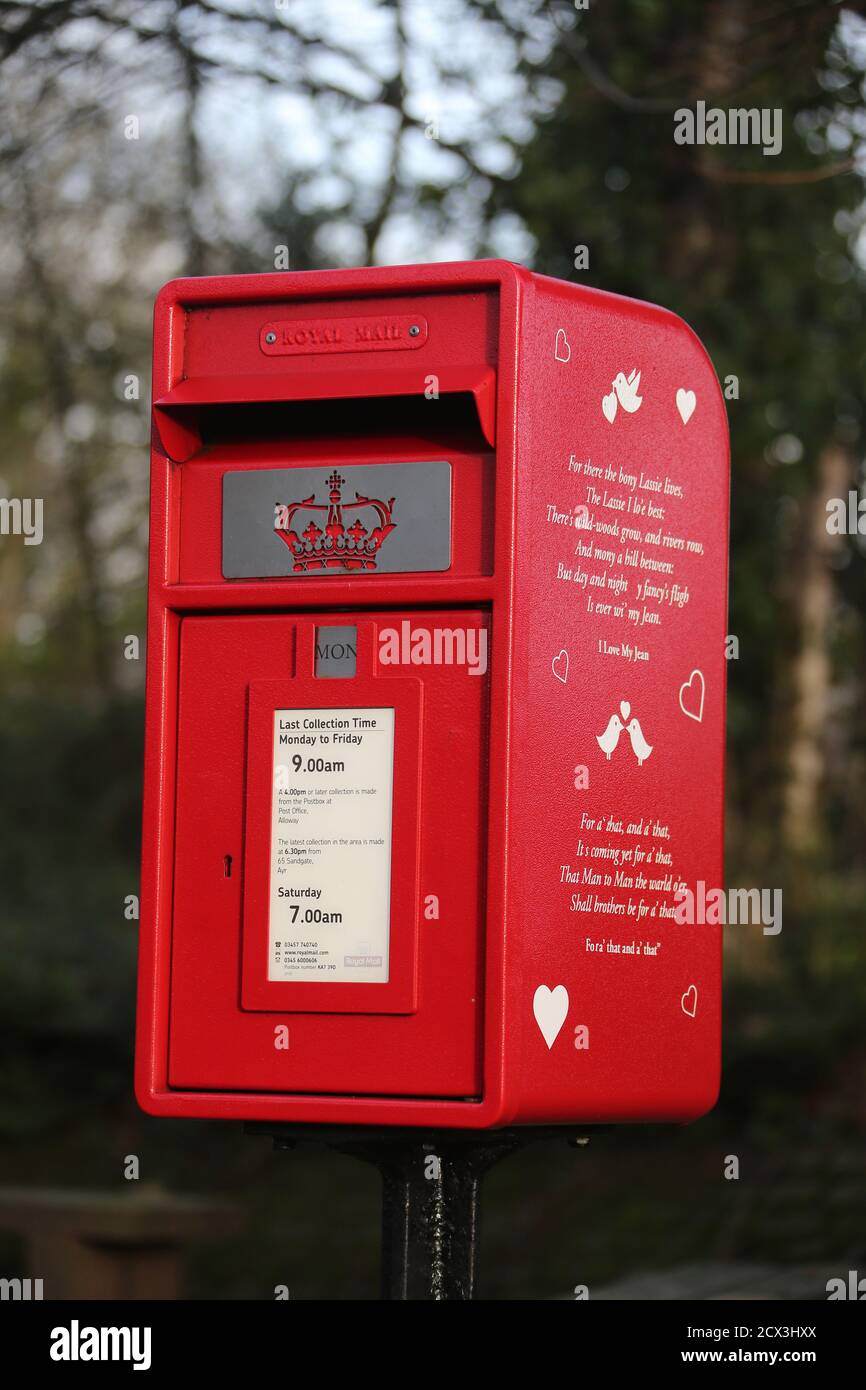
[136,260,729,1127]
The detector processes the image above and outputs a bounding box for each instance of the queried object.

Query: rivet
[265,331,277,344]
[408,324,421,337]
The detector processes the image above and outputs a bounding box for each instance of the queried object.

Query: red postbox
[136,260,729,1127]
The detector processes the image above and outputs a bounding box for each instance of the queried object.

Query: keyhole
[223,855,233,878]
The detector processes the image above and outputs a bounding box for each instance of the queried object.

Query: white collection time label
[268,707,395,983]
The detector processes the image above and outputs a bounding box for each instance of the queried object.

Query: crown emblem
[274,470,396,572]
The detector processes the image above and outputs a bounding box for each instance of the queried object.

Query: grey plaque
[314,626,357,678]
[222,460,451,578]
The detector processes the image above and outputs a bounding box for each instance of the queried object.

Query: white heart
[552,649,569,684]
[602,390,618,423]
[676,388,696,424]
[555,328,571,363]
[681,985,698,1018]
[619,700,631,722]
[679,668,705,723]
[533,984,569,1049]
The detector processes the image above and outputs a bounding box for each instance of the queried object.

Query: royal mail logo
[274,470,396,572]
[260,313,427,356]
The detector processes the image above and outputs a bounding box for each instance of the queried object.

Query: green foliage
[0,698,141,1135]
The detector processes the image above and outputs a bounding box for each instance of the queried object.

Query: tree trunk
[782,442,849,855]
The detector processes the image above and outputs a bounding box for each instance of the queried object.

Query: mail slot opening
[154,363,497,464]
[198,392,489,453]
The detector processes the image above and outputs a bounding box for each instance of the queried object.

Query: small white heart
[619,700,630,722]
[676,388,696,424]
[679,669,705,723]
[552,649,569,684]
[533,984,569,1049]
[555,328,571,363]
[602,390,618,423]
[681,985,698,1018]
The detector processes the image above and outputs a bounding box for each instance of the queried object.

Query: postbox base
[246,1123,597,1300]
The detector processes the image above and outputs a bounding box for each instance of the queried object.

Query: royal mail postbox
[136,260,729,1128]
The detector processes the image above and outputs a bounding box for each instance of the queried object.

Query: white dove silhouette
[626,716,653,766]
[612,369,642,413]
[596,713,624,759]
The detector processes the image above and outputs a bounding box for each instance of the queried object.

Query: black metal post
[247,1123,593,1300]
[352,1132,522,1299]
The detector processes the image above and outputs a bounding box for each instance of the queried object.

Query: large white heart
[602,390,618,423]
[533,984,569,1049]
[676,388,696,424]
[679,668,705,722]
[619,700,631,722]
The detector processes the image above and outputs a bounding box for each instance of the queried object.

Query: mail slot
[135,260,729,1127]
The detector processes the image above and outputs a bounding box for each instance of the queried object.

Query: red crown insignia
[274,470,396,572]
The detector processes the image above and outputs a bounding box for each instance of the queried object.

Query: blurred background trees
[1,0,864,1296]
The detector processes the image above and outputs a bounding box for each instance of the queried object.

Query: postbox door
[167,609,490,1098]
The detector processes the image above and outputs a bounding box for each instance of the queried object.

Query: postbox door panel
[167,609,489,1098]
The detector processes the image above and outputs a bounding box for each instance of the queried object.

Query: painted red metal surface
[136,260,729,1127]
[169,612,487,1095]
